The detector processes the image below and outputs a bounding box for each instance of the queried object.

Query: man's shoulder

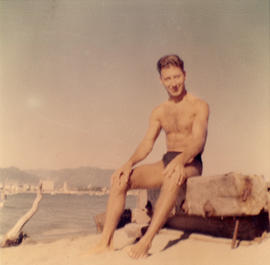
[187,93,209,111]
[150,102,167,119]
[153,101,168,112]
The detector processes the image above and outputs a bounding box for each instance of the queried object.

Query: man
[89,54,209,258]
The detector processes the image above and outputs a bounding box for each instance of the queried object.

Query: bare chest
[160,104,196,134]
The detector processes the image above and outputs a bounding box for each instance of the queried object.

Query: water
[0,193,136,242]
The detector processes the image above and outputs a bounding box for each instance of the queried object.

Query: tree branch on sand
[0,184,43,247]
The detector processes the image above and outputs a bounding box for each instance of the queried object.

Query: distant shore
[1,189,139,197]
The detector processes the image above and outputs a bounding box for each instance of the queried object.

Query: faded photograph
[0,0,269,264]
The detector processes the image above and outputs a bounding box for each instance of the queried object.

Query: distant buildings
[0,182,37,194]
[0,179,110,195]
[41,180,55,193]
[63,181,69,193]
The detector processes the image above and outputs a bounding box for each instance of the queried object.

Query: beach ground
[1,228,270,265]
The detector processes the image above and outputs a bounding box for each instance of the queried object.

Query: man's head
[157,54,185,75]
[157,55,186,100]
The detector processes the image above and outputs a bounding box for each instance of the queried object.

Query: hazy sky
[0,0,269,179]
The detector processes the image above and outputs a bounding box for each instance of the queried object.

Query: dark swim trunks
[162,151,202,167]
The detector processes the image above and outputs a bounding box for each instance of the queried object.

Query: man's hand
[162,157,186,186]
[111,161,133,188]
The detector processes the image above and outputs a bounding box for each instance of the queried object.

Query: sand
[1,227,270,265]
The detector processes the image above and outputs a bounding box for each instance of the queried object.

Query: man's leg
[87,179,127,254]
[127,160,202,259]
[87,161,165,254]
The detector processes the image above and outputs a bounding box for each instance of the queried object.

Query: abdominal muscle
[165,132,191,152]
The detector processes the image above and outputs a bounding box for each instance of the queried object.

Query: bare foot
[127,239,151,259]
[82,241,113,256]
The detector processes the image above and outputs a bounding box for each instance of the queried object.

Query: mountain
[0,166,114,189]
[0,167,39,186]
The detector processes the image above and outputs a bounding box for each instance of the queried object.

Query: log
[144,172,270,243]
[165,211,269,241]
[185,172,268,217]
[0,184,43,247]
[147,173,268,217]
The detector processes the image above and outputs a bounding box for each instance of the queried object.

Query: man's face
[160,65,186,98]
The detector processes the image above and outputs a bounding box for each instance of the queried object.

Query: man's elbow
[143,139,154,154]
[192,137,207,155]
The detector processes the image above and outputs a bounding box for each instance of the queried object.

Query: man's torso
[157,93,202,152]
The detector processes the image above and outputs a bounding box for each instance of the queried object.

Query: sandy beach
[1,227,269,265]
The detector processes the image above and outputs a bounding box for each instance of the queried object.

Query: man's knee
[110,181,128,195]
[110,169,134,194]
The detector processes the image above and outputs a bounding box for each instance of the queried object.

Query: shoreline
[1,228,270,265]
[2,189,139,197]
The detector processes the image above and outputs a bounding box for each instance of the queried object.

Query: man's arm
[163,101,209,184]
[112,107,162,185]
[178,101,209,165]
[127,108,162,167]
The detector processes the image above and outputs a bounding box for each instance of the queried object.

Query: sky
[0,0,269,179]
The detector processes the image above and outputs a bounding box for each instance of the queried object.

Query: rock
[185,172,268,217]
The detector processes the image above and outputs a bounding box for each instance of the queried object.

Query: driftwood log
[0,184,43,247]
[147,172,270,243]
[185,172,268,217]
[165,211,269,241]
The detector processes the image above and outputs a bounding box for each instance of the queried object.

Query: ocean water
[0,193,136,242]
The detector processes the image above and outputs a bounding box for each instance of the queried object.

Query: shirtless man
[89,54,209,258]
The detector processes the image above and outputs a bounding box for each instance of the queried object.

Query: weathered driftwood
[145,172,270,243]
[185,172,268,217]
[165,211,269,241]
[0,184,43,247]
[147,173,268,217]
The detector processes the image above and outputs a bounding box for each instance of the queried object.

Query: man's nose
[171,80,177,87]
